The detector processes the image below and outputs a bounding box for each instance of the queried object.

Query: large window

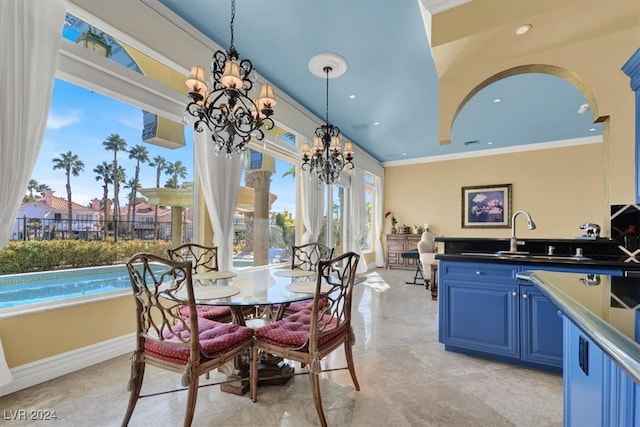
[234,136,298,267]
[19,10,377,268]
[362,171,378,252]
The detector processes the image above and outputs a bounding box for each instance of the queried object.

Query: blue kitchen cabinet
[563,316,605,425]
[440,260,624,371]
[520,285,563,367]
[563,316,639,426]
[440,278,519,358]
[439,260,562,370]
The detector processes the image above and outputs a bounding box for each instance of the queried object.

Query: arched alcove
[449,65,605,152]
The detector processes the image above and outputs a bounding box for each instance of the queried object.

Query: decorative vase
[391,227,397,234]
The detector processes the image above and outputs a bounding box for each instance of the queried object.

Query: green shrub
[0,240,172,274]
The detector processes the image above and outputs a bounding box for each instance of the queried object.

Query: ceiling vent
[464,140,479,146]
[352,123,369,130]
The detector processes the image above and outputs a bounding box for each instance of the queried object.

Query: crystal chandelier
[300,64,354,185]
[184,0,276,156]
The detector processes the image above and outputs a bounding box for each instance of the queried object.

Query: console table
[386,233,421,269]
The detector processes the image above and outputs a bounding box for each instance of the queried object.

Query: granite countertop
[434,236,640,270]
[435,253,640,270]
[517,270,640,384]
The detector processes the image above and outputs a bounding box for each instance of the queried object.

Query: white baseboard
[0,333,135,397]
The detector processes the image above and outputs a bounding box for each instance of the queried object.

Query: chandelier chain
[229,0,235,51]
[324,66,331,125]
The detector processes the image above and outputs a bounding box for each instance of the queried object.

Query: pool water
[0,265,136,309]
[0,258,272,309]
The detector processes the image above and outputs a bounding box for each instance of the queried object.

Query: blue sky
[32,78,296,215]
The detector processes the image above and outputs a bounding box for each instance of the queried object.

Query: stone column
[250,170,273,266]
[171,206,183,248]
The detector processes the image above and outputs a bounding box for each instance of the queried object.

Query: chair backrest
[126,253,201,358]
[168,243,219,274]
[291,242,334,271]
[308,251,359,352]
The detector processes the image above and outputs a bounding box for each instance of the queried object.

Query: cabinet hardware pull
[523,294,528,299]
[475,271,481,275]
[512,291,517,297]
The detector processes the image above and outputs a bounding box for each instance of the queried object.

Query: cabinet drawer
[441,261,518,282]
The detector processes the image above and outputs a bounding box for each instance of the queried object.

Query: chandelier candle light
[184,0,276,157]
[301,54,354,185]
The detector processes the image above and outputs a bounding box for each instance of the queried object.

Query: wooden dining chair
[251,252,361,427]
[283,242,335,317]
[167,243,233,323]
[291,242,334,271]
[122,253,254,427]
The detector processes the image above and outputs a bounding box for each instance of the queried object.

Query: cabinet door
[440,279,519,358]
[563,318,606,426]
[386,236,404,267]
[520,285,563,368]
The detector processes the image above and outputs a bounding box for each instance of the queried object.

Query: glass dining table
[187,266,324,395]
[190,266,322,325]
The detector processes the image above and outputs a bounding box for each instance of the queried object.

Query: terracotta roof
[118,202,171,215]
[35,195,97,211]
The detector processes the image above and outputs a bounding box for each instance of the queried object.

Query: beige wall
[384,143,609,241]
[0,297,135,367]
[436,26,637,205]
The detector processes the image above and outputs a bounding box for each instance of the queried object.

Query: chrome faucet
[509,210,536,252]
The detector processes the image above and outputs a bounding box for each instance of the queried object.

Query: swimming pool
[0,264,137,309]
[0,258,280,309]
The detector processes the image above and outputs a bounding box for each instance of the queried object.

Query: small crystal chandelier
[184,0,276,156]
[301,62,354,185]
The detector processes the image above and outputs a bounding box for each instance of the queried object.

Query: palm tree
[127,144,149,229]
[114,165,127,220]
[24,180,50,202]
[149,155,168,239]
[36,183,51,198]
[281,165,296,180]
[102,134,127,233]
[52,151,85,237]
[93,161,113,228]
[123,177,138,225]
[165,160,187,188]
[26,179,39,201]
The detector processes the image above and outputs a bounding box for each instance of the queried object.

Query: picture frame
[461,183,512,228]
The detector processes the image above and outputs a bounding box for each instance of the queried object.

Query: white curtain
[193,132,243,271]
[0,0,67,387]
[347,168,368,274]
[374,175,385,267]
[300,170,324,244]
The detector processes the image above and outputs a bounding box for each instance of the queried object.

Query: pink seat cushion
[284,300,314,314]
[179,304,232,321]
[144,318,253,364]
[283,297,327,316]
[254,311,347,352]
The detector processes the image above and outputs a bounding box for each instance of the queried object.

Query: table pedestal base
[219,356,295,396]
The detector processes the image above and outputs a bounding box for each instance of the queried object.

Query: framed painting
[461,184,512,228]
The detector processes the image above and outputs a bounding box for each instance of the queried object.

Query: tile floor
[0,268,562,426]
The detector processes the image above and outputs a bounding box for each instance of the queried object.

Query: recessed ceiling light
[487,141,493,145]
[493,98,502,103]
[514,24,532,35]
[589,128,596,132]
[402,153,407,156]
[373,122,380,126]
[349,94,356,99]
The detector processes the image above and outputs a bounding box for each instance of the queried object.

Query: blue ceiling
[158,0,601,164]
